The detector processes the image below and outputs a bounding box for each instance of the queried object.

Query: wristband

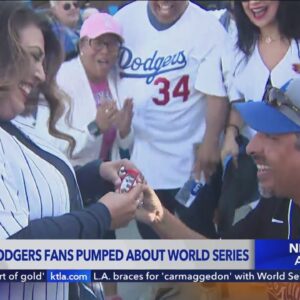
[87,121,101,137]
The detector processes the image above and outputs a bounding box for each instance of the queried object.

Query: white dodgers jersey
[115,1,227,189]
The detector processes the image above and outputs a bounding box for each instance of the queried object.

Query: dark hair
[234,1,300,57]
[0,2,33,87]
[0,2,75,155]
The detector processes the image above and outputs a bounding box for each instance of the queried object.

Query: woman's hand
[95,101,118,134]
[193,140,220,183]
[99,159,140,188]
[221,127,239,168]
[100,184,144,229]
[116,98,133,139]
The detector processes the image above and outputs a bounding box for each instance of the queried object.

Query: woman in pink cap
[52,12,133,167]
[24,12,133,168]
[62,13,132,300]
[59,13,132,300]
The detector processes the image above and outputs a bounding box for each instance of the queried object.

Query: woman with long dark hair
[222,0,300,172]
[0,2,143,299]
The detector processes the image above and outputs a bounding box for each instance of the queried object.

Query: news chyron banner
[0,240,299,283]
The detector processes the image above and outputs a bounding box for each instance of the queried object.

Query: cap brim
[88,31,124,42]
[234,101,300,134]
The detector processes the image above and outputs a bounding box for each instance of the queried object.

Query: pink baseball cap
[80,12,123,41]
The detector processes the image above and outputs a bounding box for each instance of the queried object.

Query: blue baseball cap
[234,78,300,134]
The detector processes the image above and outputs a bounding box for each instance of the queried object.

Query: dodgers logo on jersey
[119,47,187,84]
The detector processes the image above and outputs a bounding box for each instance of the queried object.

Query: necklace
[265,36,274,44]
[261,34,281,44]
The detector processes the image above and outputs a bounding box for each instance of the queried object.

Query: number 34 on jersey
[152,75,190,106]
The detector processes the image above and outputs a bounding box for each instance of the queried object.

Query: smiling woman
[32,13,134,299]
[2,24,46,119]
[0,1,76,151]
[220,1,300,228]
[0,2,145,300]
[0,7,44,119]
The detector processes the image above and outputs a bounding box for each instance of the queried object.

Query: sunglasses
[265,86,300,125]
[63,2,79,11]
[89,38,121,53]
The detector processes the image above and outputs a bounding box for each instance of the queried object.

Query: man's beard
[258,181,274,199]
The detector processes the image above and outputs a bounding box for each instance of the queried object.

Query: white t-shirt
[115,1,227,189]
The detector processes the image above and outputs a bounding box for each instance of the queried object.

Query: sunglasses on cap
[264,86,300,126]
[63,2,79,11]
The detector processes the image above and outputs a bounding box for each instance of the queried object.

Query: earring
[80,52,84,56]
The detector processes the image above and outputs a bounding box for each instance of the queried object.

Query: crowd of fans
[0,1,300,300]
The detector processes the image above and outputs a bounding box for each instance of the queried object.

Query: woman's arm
[8,202,111,239]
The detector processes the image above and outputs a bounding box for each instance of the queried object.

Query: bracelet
[226,124,240,136]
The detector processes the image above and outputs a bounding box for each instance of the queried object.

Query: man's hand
[135,185,204,239]
[115,98,133,139]
[100,184,144,229]
[99,159,140,188]
[135,185,164,225]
